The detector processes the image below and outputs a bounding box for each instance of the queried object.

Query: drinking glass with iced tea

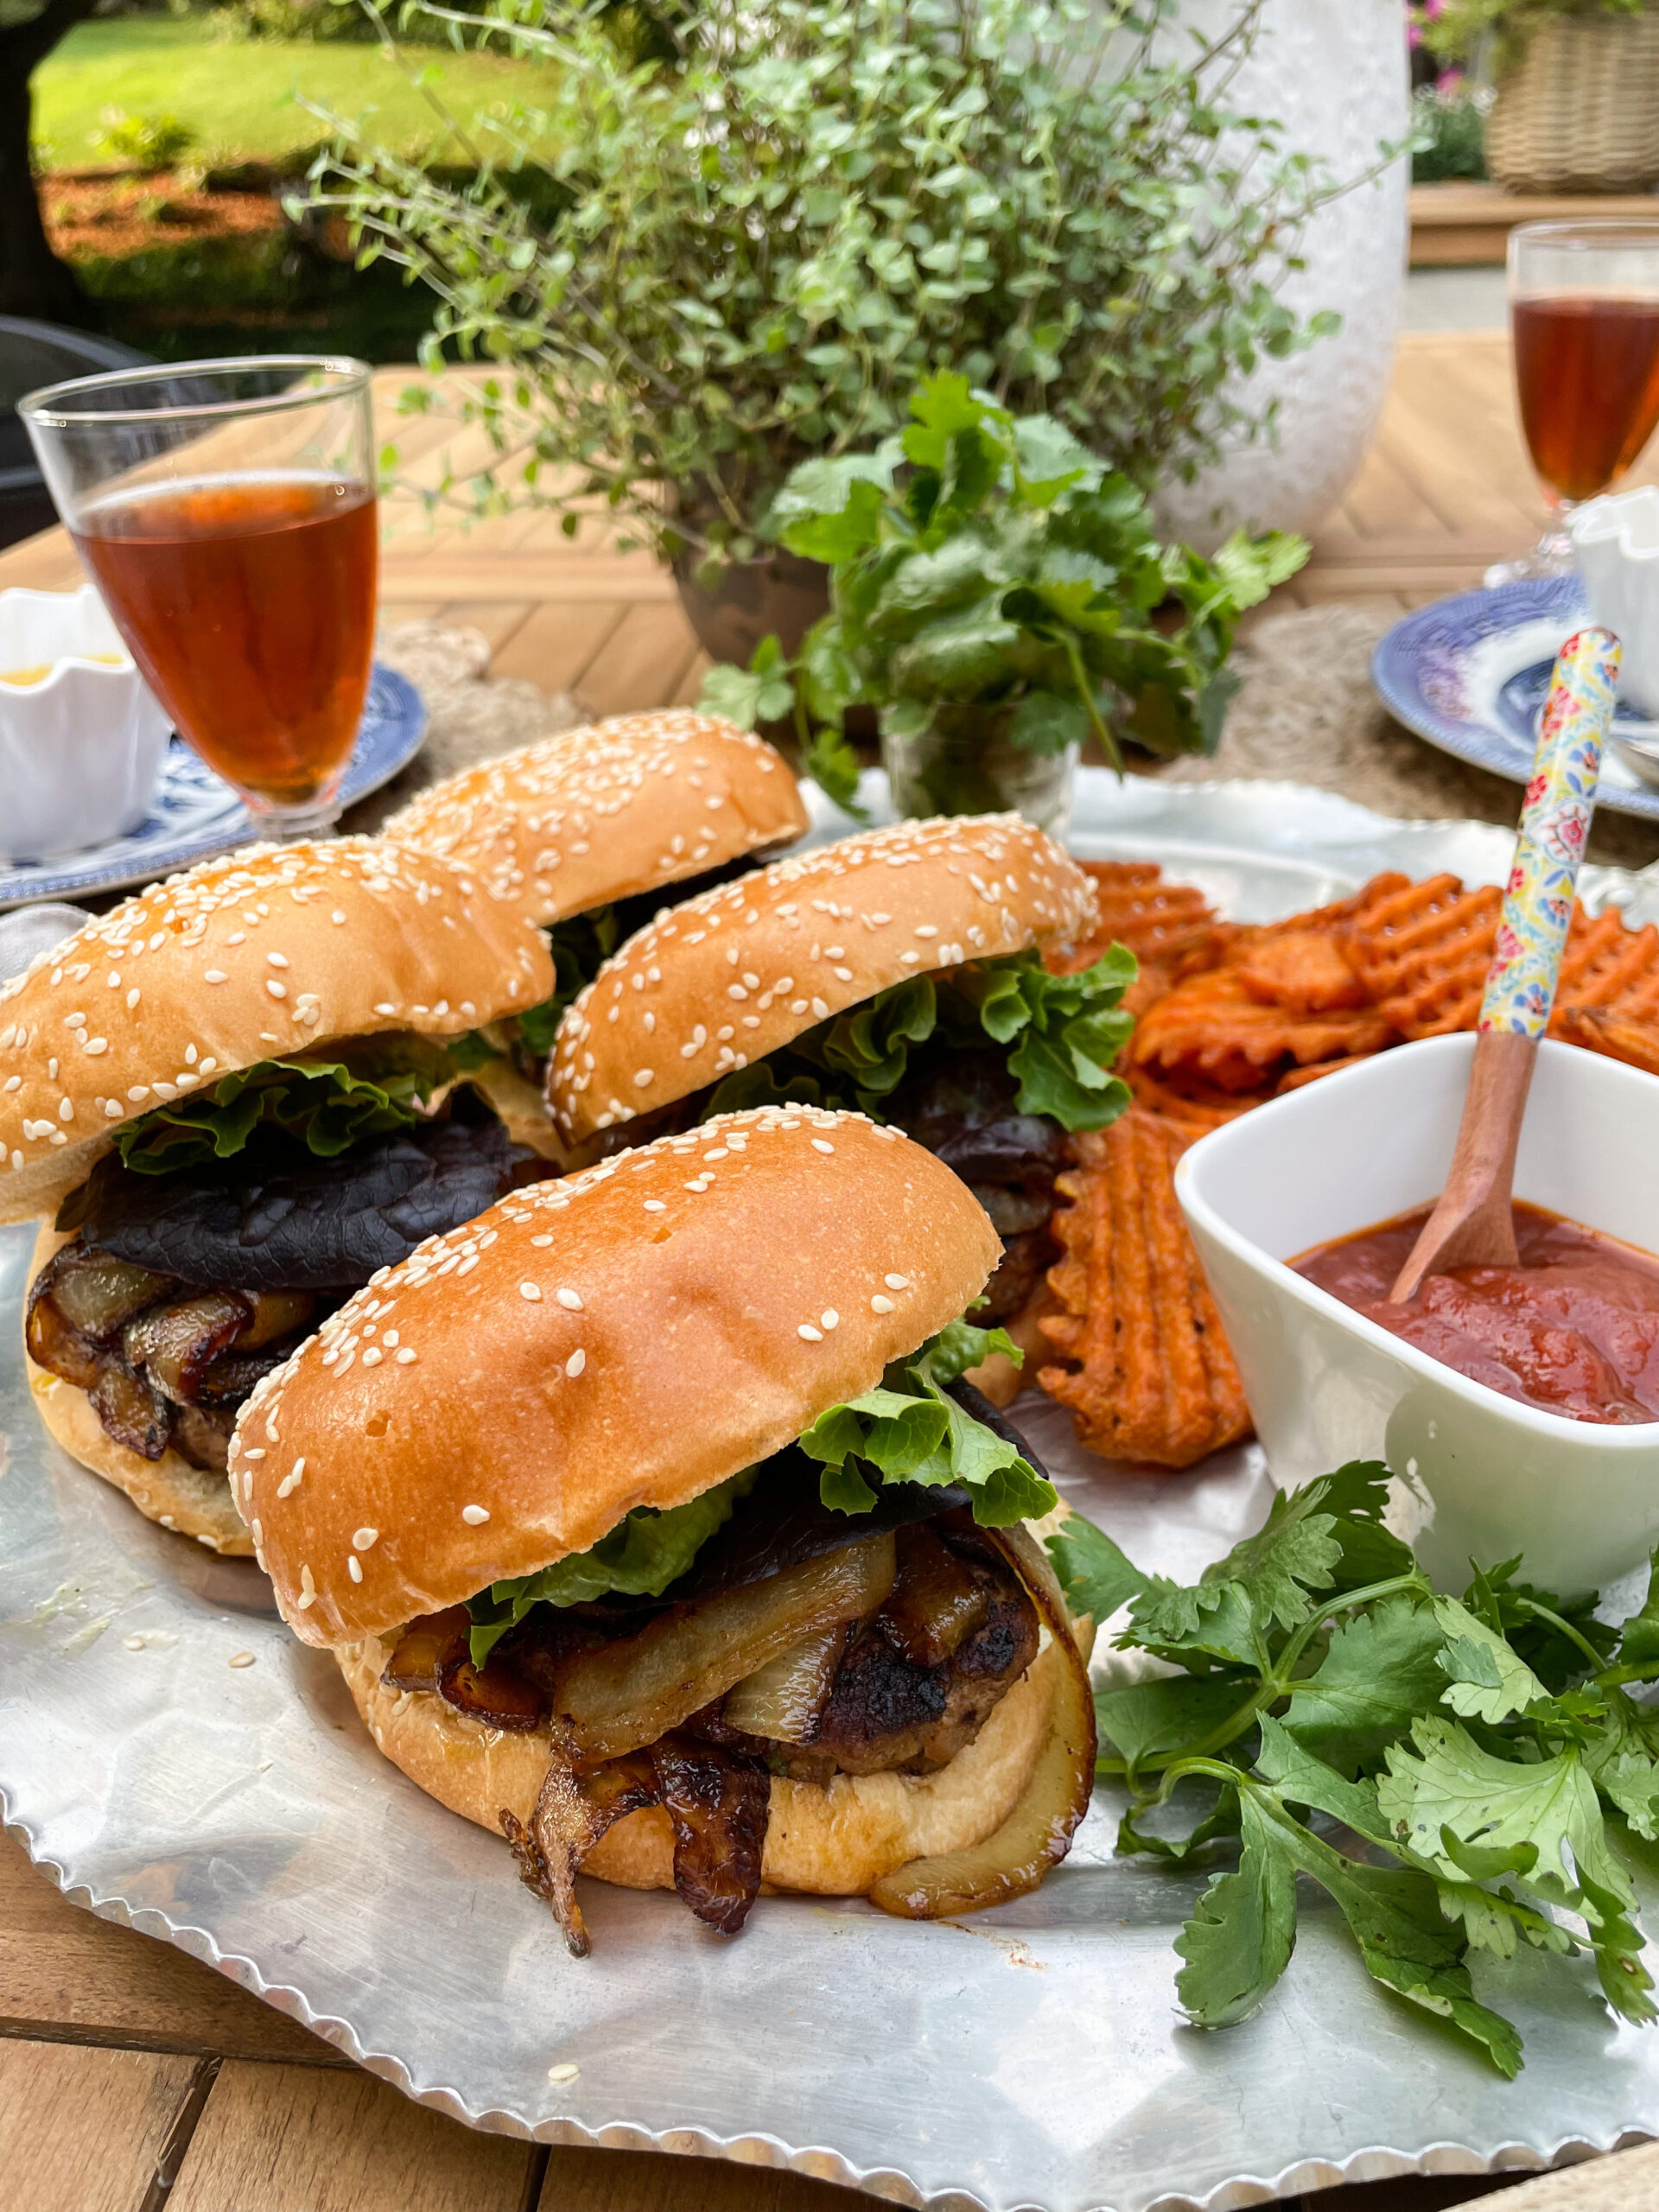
[1489,221,1659,587]
[19,357,378,840]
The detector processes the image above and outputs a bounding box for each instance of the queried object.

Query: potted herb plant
[700,376,1307,829]
[1417,1,1659,192]
[315,0,1343,664]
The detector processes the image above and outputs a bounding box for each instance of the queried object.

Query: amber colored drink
[1513,294,1659,505]
[72,474,377,809]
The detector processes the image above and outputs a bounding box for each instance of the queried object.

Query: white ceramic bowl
[1176,1034,1659,1597]
[0,586,170,861]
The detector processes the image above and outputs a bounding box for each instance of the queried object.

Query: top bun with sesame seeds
[230,1106,999,1648]
[382,710,810,930]
[0,836,554,1225]
[547,814,1097,1144]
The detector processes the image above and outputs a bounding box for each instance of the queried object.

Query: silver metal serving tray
[5,771,1659,2212]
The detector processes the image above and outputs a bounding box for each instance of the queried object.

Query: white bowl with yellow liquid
[0,586,170,861]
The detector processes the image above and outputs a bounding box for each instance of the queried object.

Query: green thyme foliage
[315,0,1352,564]
[704,946,1135,1131]
[800,1320,1056,1526]
[1048,1466,1659,2072]
[1416,0,1646,73]
[703,375,1308,774]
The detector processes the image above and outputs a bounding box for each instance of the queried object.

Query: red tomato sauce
[1291,1203,1659,1424]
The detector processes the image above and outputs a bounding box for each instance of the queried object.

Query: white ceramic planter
[1149,0,1412,544]
[0,587,170,862]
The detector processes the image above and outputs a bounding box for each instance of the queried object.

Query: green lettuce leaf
[798,1322,1056,1528]
[113,1058,434,1176]
[467,1470,753,1666]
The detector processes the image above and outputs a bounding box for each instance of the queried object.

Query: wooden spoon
[1389,625,1621,1304]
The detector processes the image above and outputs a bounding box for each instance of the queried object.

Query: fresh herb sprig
[1048,1465,1659,2075]
[702,373,1309,807]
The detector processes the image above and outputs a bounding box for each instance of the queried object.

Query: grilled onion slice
[869,1519,1096,1920]
[555,1535,895,1761]
[721,1623,850,1743]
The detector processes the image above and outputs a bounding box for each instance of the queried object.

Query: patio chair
[0,319,152,553]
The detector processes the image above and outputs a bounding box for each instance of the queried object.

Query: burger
[546,814,1131,1356]
[228,1105,1096,1951]
[3,837,554,1556]
[384,709,810,1119]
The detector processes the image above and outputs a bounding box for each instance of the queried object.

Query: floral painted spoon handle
[1389,625,1620,1303]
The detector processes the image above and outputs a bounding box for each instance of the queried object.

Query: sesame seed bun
[334,1627,1058,1899]
[0,838,555,1226]
[229,1106,1000,1648]
[546,816,1098,1144]
[383,710,810,928]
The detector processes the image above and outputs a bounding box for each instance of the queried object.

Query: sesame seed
[811,998,830,1019]
[811,1138,834,1154]
[266,980,287,1000]
[397,1347,417,1363]
[644,1199,665,1212]
[361,1346,383,1366]
[885,1274,910,1289]
[461,1504,490,1525]
[85,1038,107,1055]
[798,1324,823,1343]
[634,1069,654,1087]
[519,1281,543,1301]
[353,1527,378,1550]
[244,1446,266,1460]
[547,2063,580,2084]
[228,1652,255,1669]
[871,1294,895,1313]
[566,1349,586,1377]
[267,952,289,969]
[373,1002,396,1016]
[347,1557,363,1583]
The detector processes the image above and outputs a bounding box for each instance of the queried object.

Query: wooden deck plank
[574,600,702,718]
[0,1838,339,2064]
[167,2063,530,2212]
[486,601,628,697]
[537,2147,873,2211]
[0,2040,200,2212]
[430,601,537,653]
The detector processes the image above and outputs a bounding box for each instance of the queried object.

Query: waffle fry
[1554,1003,1659,1078]
[1126,1061,1272,1134]
[1236,929,1367,1014]
[1554,908,1659,1028]
[1131,967,1397,1093]
[1039,1111,1251,1468]
[1052,861,1236,981]
[1340,872,1500,1039]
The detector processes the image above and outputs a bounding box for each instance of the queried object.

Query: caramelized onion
[236,1289,317,1351]
[501,1735,658,1957]
[556,1535,896,1760]
[88,1362,171,1460]
[721,1623,850,1743]
[879,1523,991,1668]
[652,1732,770,1936]
[30,1242,176,1341]
[383,1607,472,1694]
[869,1518,1096,1921]
[439,1649,547,1732]
[124,1292,251,1405]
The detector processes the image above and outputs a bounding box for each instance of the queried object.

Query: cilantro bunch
[1049,1465,1659,2075]
[706,946,1135,1135]
[701,373,1309,810]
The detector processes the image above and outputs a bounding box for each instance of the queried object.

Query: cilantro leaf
[1173,1790,1296,2028]
[798,1325,1055,1528]
[1047,1516,1149,1629]
[1431,1596,1550,1725]
[467,1471,753,1665]
[114,1058,431,1175]
[1611,1547,1659,1681]
[1279,1594,1450,1777]
[1127,1476,1350,1665]
[1096,1675,1245,1782]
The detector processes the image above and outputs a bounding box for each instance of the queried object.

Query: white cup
[1571,486,1659,718]
[0,586,171,862]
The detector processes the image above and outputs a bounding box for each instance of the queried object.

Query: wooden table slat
[0,2039,200,2212]
[166,2062,531,2212]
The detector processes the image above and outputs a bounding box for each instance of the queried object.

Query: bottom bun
[29,1361,253,1557]
[336,1634,1059,1896]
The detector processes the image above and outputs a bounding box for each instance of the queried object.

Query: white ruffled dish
[0,587,170,863]
[1572,486,1659,719]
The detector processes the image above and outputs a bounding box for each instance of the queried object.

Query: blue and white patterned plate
[1372,577,1659,824]
[0,662,426,911]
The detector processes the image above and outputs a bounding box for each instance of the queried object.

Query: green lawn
[34,16,551,168]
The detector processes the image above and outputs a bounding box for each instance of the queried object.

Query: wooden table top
[5,329,1659,2212]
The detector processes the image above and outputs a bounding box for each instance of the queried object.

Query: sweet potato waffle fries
[1035,860,1659,1468]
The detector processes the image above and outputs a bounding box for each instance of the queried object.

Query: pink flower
[1494,923,1525,964]
[1525,772,1549,810]
[1541,800,1590,862]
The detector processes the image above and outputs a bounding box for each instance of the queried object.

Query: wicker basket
[1487,12,1659,194]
